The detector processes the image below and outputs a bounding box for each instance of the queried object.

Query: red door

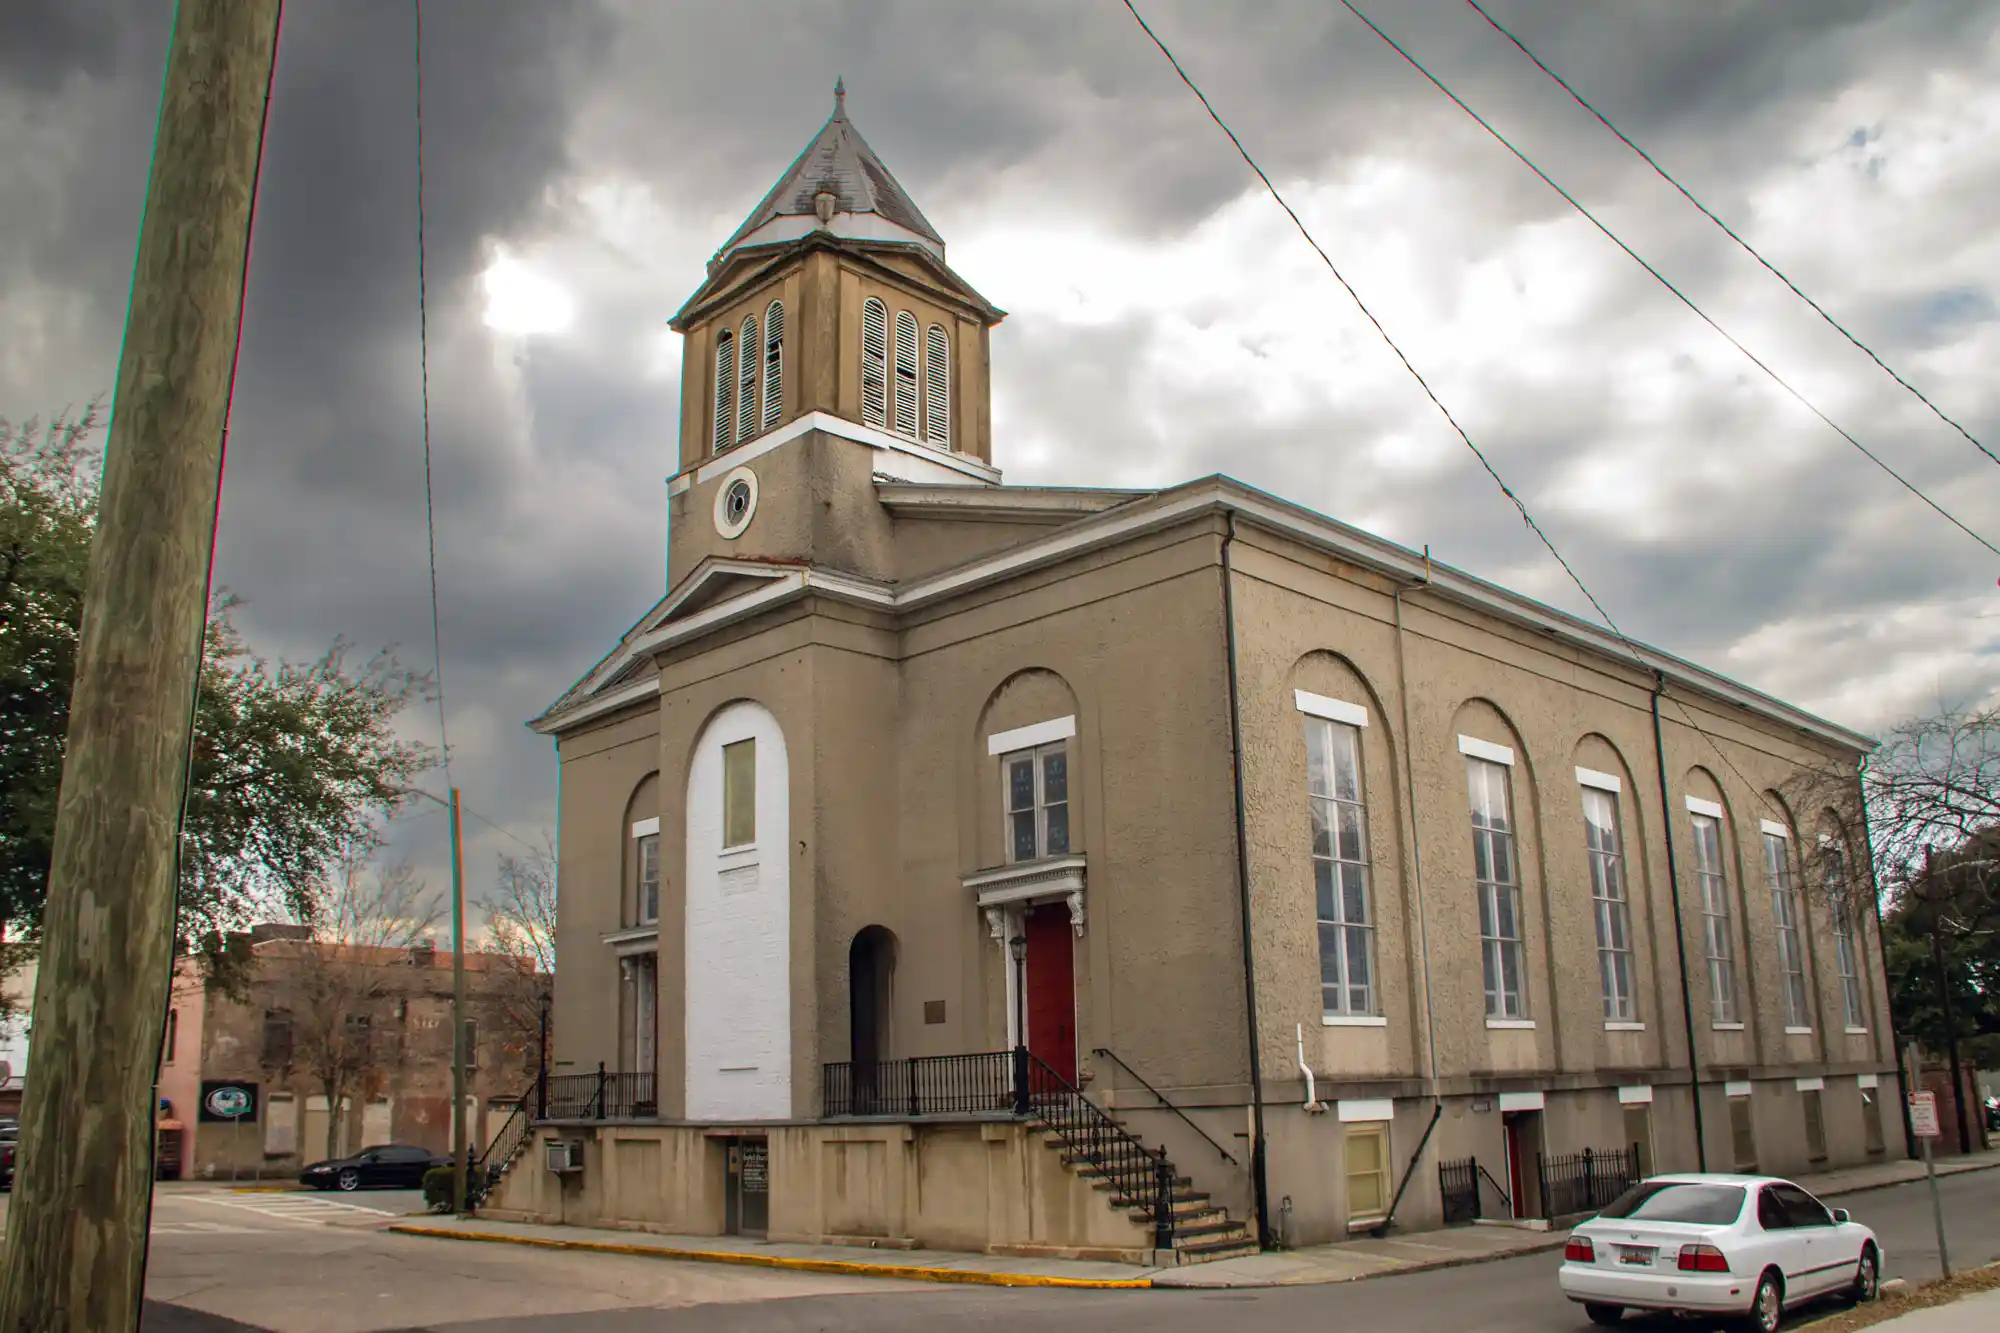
[1024,904,1077,1083]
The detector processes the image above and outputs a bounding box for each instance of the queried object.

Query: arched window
[762,301,785,429]
[736,315,759,444]
[924,324,950,447]
[893,310,919,437]
[860,298,888,429]
[712,330,734,454]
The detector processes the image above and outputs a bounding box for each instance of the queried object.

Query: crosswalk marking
[163,1191,398,1229]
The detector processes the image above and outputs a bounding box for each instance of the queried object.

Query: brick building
[156,923,549,1180]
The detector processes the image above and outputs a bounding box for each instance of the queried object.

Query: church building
[492,87,1899,1262]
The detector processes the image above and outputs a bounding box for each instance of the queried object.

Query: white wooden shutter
[712,331,734,454]
[861,298,888,428]
[893,310,919,437]
[924,324,950,446]
[762,301,784,428]
[737,315,758,443]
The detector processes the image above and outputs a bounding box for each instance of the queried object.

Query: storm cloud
[3,0,1996,913]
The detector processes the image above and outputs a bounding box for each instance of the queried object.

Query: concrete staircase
[1023,1054,1258,1265]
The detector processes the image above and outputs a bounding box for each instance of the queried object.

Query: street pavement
[0,1169,1984,1331]
[143,1169,1999,1332]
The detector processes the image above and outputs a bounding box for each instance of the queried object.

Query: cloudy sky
[3,0,1997,923]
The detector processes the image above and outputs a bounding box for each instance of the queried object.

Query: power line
[1331,0,1999,560]
[1118,0,1630,640]
[1463,0,2000,473]
[414,0,452,781]
[1119,2,1785,807]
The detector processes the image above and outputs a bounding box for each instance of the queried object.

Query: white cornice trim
[533,676,660,735]
[667,412,1000,496]
[1760,819,1792,839]
[1575,766,1622,794]
[987,715,1077,756]
[631,817,660,838]
[1295,690,1369,728]
[1686,795,1725,819]
[1459,735,1515,767]
[535,475,1876,753]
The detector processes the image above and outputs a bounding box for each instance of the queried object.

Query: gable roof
[530,476,1878,755]
[714,82,943,266]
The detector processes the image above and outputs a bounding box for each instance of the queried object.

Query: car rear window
[1597,1183,1746,1225]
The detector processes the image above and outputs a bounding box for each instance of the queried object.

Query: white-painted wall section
[684,700,793,1120]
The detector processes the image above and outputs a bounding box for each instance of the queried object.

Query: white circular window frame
[713,465,759,540]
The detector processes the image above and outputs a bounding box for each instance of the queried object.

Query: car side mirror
[1832,1209,1850,1224]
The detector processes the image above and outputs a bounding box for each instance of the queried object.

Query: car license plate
[1617,1246,1655,1266]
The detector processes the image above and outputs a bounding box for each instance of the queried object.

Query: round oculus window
[713,466,758,539]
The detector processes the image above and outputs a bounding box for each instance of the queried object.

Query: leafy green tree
[1,405,435,961]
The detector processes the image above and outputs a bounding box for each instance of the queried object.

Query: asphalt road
[110,1168,2000,1333]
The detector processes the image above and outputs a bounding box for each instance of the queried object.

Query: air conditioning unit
[545,1139,583,1174]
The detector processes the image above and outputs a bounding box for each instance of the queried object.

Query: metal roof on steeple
[712,80,946,265]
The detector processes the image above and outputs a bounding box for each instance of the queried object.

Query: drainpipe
[1854,755,1915,1159]
[1295,1024,1323,1112]
[1650,674,1707,1172]
[1220,512,1273,1249]
[1371,574,1443,1236]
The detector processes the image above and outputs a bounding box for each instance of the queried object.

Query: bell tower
[664,83,1005,585]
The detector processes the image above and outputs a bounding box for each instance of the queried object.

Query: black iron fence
[822,1052,1016,1118]
[1439,1155,1480,1224]
[542,1066,658,1121]
[1538,1145,1640,1219]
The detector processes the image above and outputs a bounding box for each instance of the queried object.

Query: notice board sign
[1908,1090,1940,1139]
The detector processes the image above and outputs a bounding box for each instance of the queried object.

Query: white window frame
[762,301,785,429]
[632,817,661,926]
[1467,754,1526,1020]
[1581,784,1636,1023]
[711,330,735,454]
[923,323,950,446]
[1761,823,1811,1031]
[1002,741,1071,864]
[1306,714,1375,1017]
[860,298,889,429]
[737,314,760,444]
[893,310,920,437]
[1822,837,1867,1031]
[1689,808,1738,1025]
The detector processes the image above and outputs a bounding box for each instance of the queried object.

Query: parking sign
[1909,1091,1941,1138]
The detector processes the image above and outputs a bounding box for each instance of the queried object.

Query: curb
[1815,1159,2000,1201]
[385,1224,1158,1289]
[1153,1236,1568,1290]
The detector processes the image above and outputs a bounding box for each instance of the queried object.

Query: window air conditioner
[545,1139,583,1174]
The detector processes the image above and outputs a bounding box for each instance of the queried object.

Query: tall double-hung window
[1464,739,1525,1020]
[1578,769,1636,1023]
[1300,692,1375,1018]
[1762,823,1811,1030]
[1688,799,1738,1025]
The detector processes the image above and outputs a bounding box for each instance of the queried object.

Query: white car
[1557,1173,1880,1331]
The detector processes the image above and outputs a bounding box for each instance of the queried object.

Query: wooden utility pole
[0,4,281,1330]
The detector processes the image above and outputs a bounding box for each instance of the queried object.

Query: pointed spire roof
[713,81,945,266]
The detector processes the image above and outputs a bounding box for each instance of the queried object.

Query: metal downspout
[1651,675,1707,1172]
[1374,575,1442,1235]
[1221,513,1273,1248]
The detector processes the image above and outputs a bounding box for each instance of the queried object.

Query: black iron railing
[1439,1154,1517,1224]
[1021,1050,1179,1249]
[1439,1155,1481,1224]
[467,1091,532,1204]
[1538,1144,1639,1219]
[822,1052,1016,1118]
[1090,1047,1238,1166]
[543,1065,659,1121]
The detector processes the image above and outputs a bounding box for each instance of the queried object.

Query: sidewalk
[386,1147,2000,1292]
[1869,1290,2000,1332]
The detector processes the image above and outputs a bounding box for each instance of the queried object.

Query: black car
[0,1134,14,1193]
[300,1143,448,1191]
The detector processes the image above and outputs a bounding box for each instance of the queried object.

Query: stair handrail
[1025,1049,1177,1249]
[1091,1046,1239,1167]
[1476,1162,1512,1211]
[467,1085,535,1204]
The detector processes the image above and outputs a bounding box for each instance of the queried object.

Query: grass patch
[1800,1261,2000,1333]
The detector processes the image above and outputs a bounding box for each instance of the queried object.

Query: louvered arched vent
[861,298,889,429]
[712,330,734,455]
[737,315,759,444]
[762,301,785,429]
[924,324,950,447]
[893,311,919,437]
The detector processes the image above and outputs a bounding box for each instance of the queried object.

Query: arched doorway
[849,926,897,1114]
